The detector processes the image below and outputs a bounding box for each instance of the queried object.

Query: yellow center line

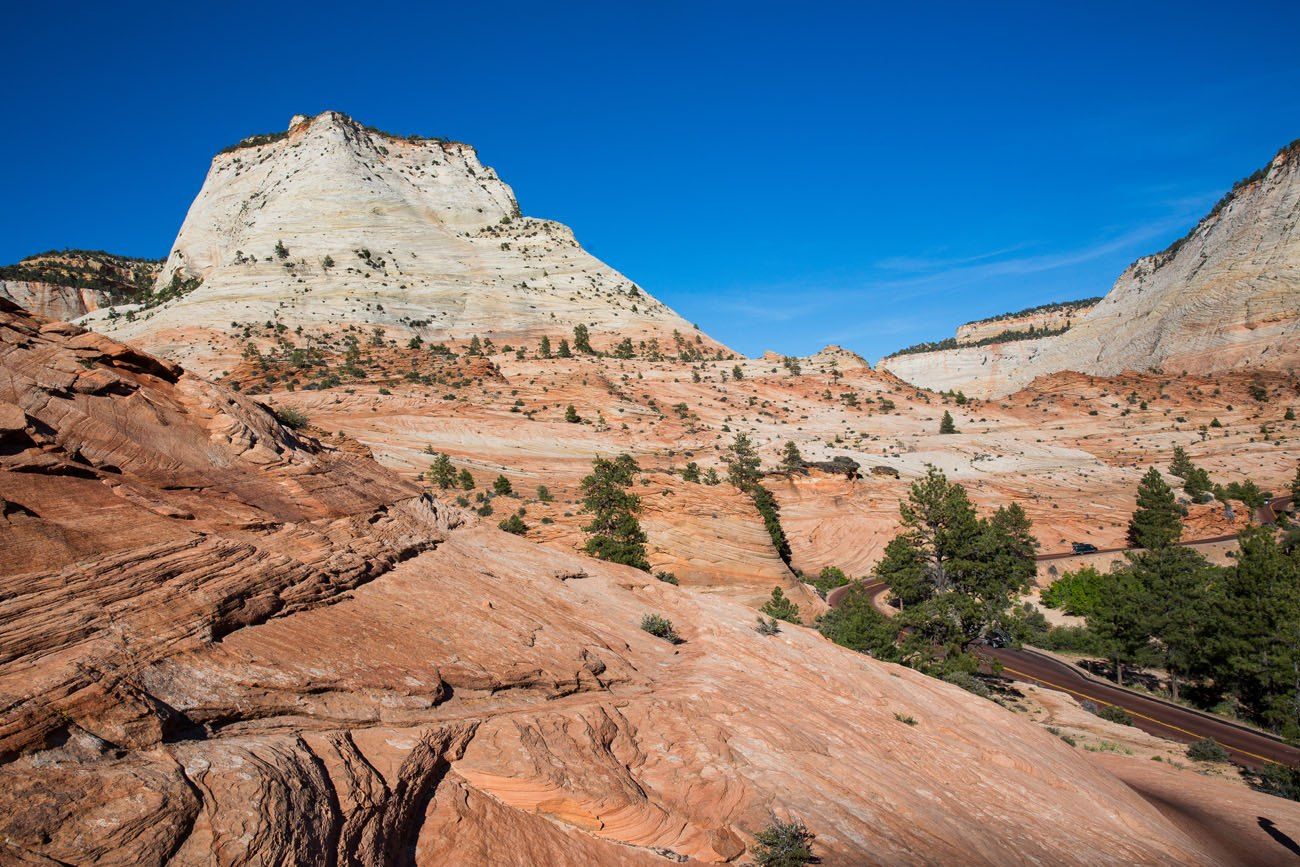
[998,664,1283,767]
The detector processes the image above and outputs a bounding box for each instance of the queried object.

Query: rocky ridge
[882,139,1300,397]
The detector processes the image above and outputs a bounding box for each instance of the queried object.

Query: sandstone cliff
[83,111,727,375]
[882,138,1300,397]
[0,279,113,320]
[0,250,161,321]
[955,299,1097,345]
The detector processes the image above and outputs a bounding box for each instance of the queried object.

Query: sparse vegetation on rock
[640,613,681,643]
[750,817,816,867]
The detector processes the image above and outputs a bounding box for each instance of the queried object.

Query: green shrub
[654,570,679,585]
[750,817,815,867]
[1244,763,1300,801]
[817,584,900,661]
[942,671,993,699]
[1186,738,1229,762]
[1086,702,1134,726]
[811,566,849,595]
[760,587,801,624]
[1039,625,1108,655]
[498,514,528,535]
[274,406,309,430]
[755,616,781,636]
[640,613,681,644]
[1040,567,1106,617]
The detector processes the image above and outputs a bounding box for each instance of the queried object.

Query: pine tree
[760,586,801,624]
[875,535,929,608]
[493,474,514,496]
[780,440,804,473]
[557,339,572,358]
[897,466,981,593]
[1133,545,1213,700]
[1087,565,1151,686]
[539,335,552,358]
[702,468,721,485]
[1292,463,1300,503]
[458,468,475,490]
[573,324,592,354]
[467,335,483,356]
[681,461,701,483]
[726,433,762,490]
[1183,465,1214,501]
[1207,526,1300,736]
[1169,445,1194,479]
[963,503,1038,606]
[428,453,456,489]
[537,485,553,502]
[1127,467,1182,549]
[580,455,649,570]
[565,404,580,423]
[732,364,744,380]
[939,410,957,434]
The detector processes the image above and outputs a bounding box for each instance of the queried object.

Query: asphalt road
[981,646,1300,769]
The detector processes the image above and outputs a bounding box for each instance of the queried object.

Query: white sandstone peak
[88,113,728,373]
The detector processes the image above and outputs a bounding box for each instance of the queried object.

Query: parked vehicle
[1071,542,1099,555]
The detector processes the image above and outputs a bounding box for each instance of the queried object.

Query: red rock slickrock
[3,299,1274,865]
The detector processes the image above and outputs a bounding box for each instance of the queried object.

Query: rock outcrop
[882,138,1300,397]
[0,250,162,320]
[0,301,1250,865]
[0,279,112,320]
[83,111,728,376]
[954,299,1097,345]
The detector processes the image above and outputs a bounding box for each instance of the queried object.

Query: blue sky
[4,2,1299,361]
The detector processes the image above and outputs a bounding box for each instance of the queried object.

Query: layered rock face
[0,279,112,320]
[954,301,1096,345]
[0,301,1243,865]
[86,111,724,376]
[883,140,1300,397]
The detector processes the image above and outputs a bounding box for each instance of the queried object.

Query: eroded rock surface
[0,302,1246,865]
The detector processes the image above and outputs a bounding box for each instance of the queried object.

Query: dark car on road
[1071,542,1099,554]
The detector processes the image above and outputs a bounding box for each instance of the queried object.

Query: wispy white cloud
[874,243,1031,273]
